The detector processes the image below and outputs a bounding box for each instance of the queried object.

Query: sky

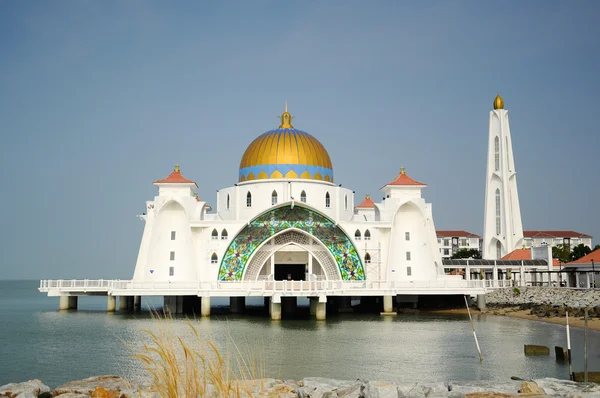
[1,1,599,280]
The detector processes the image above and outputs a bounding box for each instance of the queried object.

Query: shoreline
[423,307,600,331]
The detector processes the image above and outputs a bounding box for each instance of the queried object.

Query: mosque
[41,95,545,318]
[133,105,443,286]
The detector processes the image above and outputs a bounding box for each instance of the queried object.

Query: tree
[571,243,592,261]
[594,244,600,251]
[451,248,482,259]
[552,244,571,263]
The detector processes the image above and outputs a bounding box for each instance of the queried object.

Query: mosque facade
[132,106,444,284]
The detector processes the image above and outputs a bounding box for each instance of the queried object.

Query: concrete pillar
[316,296,327,320]
[134,296,141,310]
[309,297,317,316]
[230,297,246,313]
[477,294,486,311]
[308,253,313,279]
[282,297,297,314]
[59,296,70,310]
[466,265,471,281]
[493,266,498,287]
[383,295,393,313]
[163,296,176,314]
[176,296,183,314]
[107,296,116,312]
[271,296,281,320]
[201,297,211,317]
[68,296,78,310]
[119,296,130,311]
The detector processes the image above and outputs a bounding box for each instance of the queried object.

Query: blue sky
[1,1,598,279]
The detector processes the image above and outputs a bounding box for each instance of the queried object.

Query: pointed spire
[493,93,504,110]
[174,163,180,173]
[279,103,294,128]
[400,166,406,175]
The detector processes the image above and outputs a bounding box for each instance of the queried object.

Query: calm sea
[1,280,599,388]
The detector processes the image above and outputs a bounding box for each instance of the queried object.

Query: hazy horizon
[1,1,599,280]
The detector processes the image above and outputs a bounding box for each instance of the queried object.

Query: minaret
[482,94,524,259]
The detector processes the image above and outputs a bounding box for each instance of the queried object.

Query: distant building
[523,231,593,249]
[436,230,481,259]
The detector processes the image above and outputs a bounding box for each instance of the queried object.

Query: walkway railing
[39,278,503,295]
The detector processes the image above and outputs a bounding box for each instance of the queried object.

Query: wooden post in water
[567,310,573,380]
[584,308,589,382]
[464,296,483,361]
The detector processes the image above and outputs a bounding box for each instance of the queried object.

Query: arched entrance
[242,229,341,281]
[218,204,364,281]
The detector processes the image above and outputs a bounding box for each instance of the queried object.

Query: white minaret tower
[482,94,524,259]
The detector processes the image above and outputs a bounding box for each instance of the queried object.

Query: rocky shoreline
[485,287,600,318]
[2,375,600,398]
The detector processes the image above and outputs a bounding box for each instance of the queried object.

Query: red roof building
[384,167,426,187]
[568,248,600,265]
[355,194,375,209]
[154,164,197,186]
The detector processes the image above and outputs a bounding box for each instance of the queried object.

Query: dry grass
[134,311,265,397]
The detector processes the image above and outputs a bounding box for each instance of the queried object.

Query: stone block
[573,372,600,383]
[0,379,50,397]
[524,345,549,356]
[518,381,544,394]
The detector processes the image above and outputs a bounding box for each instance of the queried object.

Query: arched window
[494,136,500,171]
[495,189,501,235]
[355,229,361,240]
[246,191,252,207]
[496,241,502,259]
[211,229,218,240]
[325,192,331,208]
[364,229,371,240]
[365,253,371,263]
[226,194,230,210]
[271,190,278,205]
[344,194,348,210]
[211,253,218,264]
[300,190,306,203]
[221,229,228,240]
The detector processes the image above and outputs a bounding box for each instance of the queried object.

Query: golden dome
[493,94,504,110]
[239,106,333,183]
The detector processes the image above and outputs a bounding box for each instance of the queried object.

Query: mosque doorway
[275,264,306,281]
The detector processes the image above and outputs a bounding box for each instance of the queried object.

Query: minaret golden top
[493,94,504,110]
[365,193,370,199]
[400,166,406,175]
[174,164,180,173]
[279,102,294,128]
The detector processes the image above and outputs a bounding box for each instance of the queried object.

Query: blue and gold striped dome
[239,106,333,183]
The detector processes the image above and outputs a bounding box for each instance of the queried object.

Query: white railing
[39,278,497,294]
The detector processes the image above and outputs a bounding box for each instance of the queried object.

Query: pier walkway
[39,279,502,297]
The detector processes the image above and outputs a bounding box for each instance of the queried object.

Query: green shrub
[513,287,521,296]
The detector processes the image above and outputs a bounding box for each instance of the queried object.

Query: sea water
[1,280,599,388]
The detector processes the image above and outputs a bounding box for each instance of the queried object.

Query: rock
[464,393,514,397]
[90,387,121,398]
[518,381,544,394]
[363,380,397,398]
[53,376,132,397]
[450,381,522,395]
[534,377,600,397]
[53,395,90,398]
[300,378,361,398]
[0,380,50,398]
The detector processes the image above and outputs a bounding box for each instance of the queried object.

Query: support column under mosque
[59,296,69,310]
[230,297,246,313]
[316,296,327,320]
[107,296,116,312]
[119,296,134,311]
[134,296,141,311]
[68,296,78,310]
[201,296,211,317]
[309,297,317,316]
[270,296,282,320]
[381,295,396,315]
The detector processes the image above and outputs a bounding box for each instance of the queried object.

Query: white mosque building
[133,106,443,286]
[42,95,554,317]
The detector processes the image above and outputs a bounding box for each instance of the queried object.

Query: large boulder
[534,378,600,397]
[0,380,50,398]
[363,380,398,398]
[518,381,544,394]
[53,376,132,397]
[299,378,362,398]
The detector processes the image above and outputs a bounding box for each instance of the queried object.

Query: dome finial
[279,102,294,128]
[400,166,405,175]
[174,163,180,173]
[365,193,370,199]
[493,93,504,110]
